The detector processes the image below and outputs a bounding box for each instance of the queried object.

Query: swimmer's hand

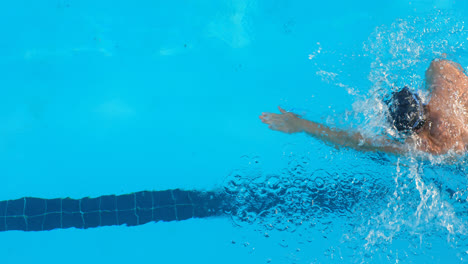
[259,106,304,134]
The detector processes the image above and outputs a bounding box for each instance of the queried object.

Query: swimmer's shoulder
[427,59,467,90]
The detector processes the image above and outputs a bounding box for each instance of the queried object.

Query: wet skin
[260,59,468,155]
[415,59,468,154]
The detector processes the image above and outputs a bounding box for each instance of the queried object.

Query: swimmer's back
[418,59,468,154]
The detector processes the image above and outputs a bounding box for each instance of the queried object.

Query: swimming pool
[2,0,468,263]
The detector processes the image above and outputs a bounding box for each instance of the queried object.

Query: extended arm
[259,106,404,155]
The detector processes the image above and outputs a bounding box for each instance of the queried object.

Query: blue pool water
[3,0,468,263]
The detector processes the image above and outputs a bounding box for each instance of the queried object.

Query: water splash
[227,11,468,263]
[358,11,468,142]
[224,152,468,262]
[365,11,467,92]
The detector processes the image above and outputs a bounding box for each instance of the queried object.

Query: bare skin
[415,59,468,154]
[259,59,468,155]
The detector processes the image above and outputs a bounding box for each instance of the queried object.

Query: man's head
[386,87,426,133]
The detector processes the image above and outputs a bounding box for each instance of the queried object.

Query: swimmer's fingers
[278,106,301,118]
[260,110,300,123]
[259,115,269,124]
[259,112,279,124]
[259,112,270,123]
[278,106,287,114]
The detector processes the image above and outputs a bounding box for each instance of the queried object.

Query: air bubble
[279,239,288,248]
[314,177,325,189]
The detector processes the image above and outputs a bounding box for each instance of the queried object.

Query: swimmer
[259,59,468,155]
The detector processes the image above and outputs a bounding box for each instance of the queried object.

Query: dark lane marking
[0,190,226,232]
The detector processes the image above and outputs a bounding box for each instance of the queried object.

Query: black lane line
[0,189,226,232]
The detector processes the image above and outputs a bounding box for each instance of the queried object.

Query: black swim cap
[387,87,426,133]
